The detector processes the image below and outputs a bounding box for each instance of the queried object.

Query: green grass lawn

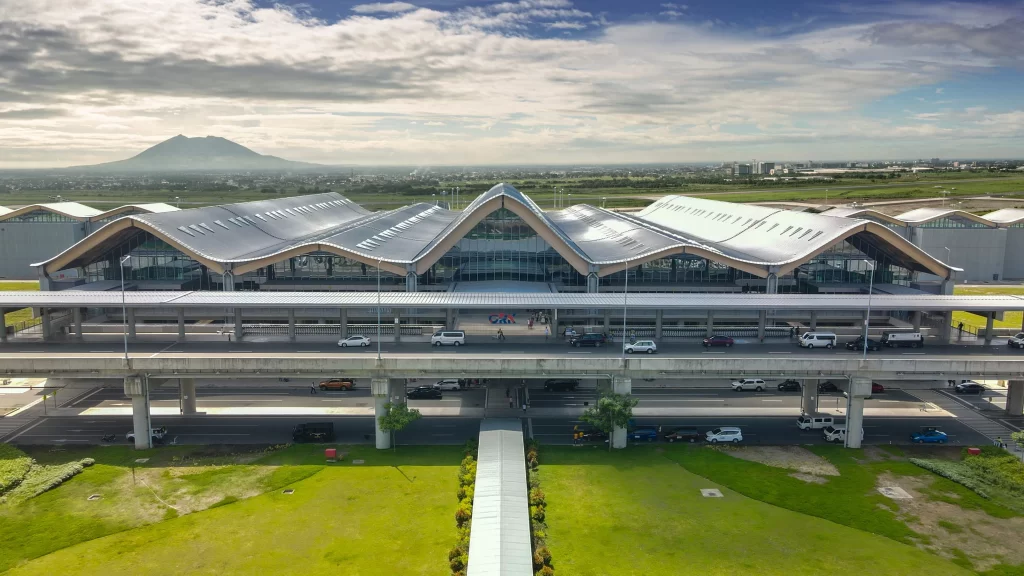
[2,445,460,575]
[952,285,1024,331]
[542,446,971,576]
[0,280,38,328]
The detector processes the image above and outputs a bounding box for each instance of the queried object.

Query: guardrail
[242,324,441,337]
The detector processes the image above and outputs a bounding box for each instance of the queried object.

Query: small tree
[579,392,638,451]
[377,402,422,450]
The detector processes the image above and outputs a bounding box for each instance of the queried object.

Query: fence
[243,323,440,337]
[568,325,794,339]
[7,311,71,339]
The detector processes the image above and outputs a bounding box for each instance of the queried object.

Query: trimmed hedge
[3,459,90,504]
[909,458,991,499]
[525,440,555,576]
[449,446,478,575]
[0,444,33,494]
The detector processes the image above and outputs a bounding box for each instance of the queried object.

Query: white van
[882,332,923,348]
[431,330,466,347]
[799,332,837,349]
[823,425,864,443]
[796,414,835,430]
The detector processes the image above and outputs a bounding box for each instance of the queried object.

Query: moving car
[292,422,334,443]
[844,381,886,398]
[799,332,837,349]
[319,378,355,391]
[823,425,863,444]
[817,380,840,393]
[703,335,734,348]
[705,427,743,443]
[777,379,801,391]
[629,428,659,442]
[579,429,608,442]
[910,429,948,444]
[845,337,882,352]
[408,386,443,399]
[433,379,462,391]
[882,331,924,348]
[955,381,985,394]
[570,333,606,347]
[337,335,371,347]
[624,340,657,354]
[431,330,466,347]
[731,378,766,392]
[126,426,167,445]
[796,414,835,430]
[664,427,702,443]
[544,379,579,391]
[1009,333,1024,349]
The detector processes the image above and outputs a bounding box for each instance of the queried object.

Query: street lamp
[119,254,131,364]
[621,260,629,358]
[944,246,951,264]
[432,193,437,206]
[568,193,573,207]
[377,258,382,361]
[862,260,875,360]
[602,197,607,209]
[175,196,180,208]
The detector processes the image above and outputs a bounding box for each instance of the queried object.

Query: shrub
[909,458,990,499]
[529,488,546,507]
[457,484,475,502]
[536,566,555,576]
[463,439,478,457]
[455,501,473,528]
[536,545,552,566]
[449,554,468,572]
[527,455,539,470]
[0,445,33,494]
[533,551,545,570]
[531,504,545,523]
[80,458,95,467]
[4,460,85,504]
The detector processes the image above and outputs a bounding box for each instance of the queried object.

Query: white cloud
[936,87,944,94]
[351,2,418,14]
[546,20,586,30]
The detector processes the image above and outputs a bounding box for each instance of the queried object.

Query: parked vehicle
[703,335,734,348]
[629,427,659,442]
[408,386,443,399]
[799,332,837,349]
[1009,333,1024,349]
[872,382,885,394]
[319,378,355,391]
[544,378,579,391]
[777,379,801,391]
[731,378,766,392]
[431,330,466,347]
[624,340,657,354]
[579,429,608,442]
[911,429,948,444]
[570,333,606,347]
[433,379,462,391]
[955,381,985,394]
[706,427,743,443]
[845,336,882,351]
[882,331,924,348]
[337,335,371,347]
[823,425,862,444]
[292,422,335,443]
[664,427,702,443]
[796,414,834,430]
[817,380,840,393]
[126,426,167,445]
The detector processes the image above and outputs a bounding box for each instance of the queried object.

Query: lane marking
[8,419,48,440]
[901,352,926,356]
[768,352,792,355]
[148,342,179,358]
[702,351,725,355]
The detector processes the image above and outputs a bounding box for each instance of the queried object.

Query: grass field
[542,446,972,576]
[952,285,1024,331]
[0,280,38,328]
[2,444,460,575]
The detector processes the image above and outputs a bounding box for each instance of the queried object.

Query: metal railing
[562,325,795,339]
[242,323,440,337]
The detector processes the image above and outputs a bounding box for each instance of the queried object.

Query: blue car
[629,428,659,442]
[910,429,948,444]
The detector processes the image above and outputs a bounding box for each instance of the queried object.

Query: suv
[431,330,465,346]
[731,378,766,392]
[823,425,862,444]
[408,386,442,399]
[777,379,800,391]
[570,333,606,347]
[817,380,840,393]
[319,378,355,391]
[664,427,702,443]
[292,422,335,443]
[706,427,743,443]
[628,427,659,442]
[1009,333,1024,349]
[846,337,882,352]
[544,379,579,391]
[624,340,657,354]
[433,379,461,391]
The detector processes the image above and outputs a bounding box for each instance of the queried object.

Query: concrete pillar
[845,377,871,449]
[1007,380,1024,417]
[372,378,392,449]
[393,309,402,343]
[758,310,767,341]
[124,375,152,450]
[445,307,453,329]
[940,312,952,343]
[73,308,83,340]
[234,308,242,340]
[126,308,136,340]
[586,272,599,293]
[551,308,558,335]
[610,376,631,449]
[177,308,186,342]
[405,272,417,292]
[222,272,235,291]
[912,311,922,332]
[655,309,663,340]
[984,312,995,345]
[41,308,52,341]
[706,310,714,338]
[809,311,817,331]
[603,309,611,333]
[340,308,348,340]
[288,308,296,342]
[801,380,817,414]
[180,378,197,415]
[766,272,779,294]
[0,308,7,343]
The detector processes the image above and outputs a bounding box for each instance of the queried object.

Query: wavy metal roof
[817,207,906,226]
[894,207,996,227]
[0,201,180,222]
[37,184,955,279]
[981,208,1024,225]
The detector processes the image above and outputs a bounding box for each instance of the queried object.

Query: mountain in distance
[69,135,320,172]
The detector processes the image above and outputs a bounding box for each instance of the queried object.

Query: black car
[955,382,985,394]
[845,337,882,352]
[664,427,702,443]
[579,429,608,442]
[818,380,840,393]
[292,422,335,443]
[777,379,801,391]
[408,386,443,399]
[703,335,734,347]
[570,333,606,347]
[544,379,580,391]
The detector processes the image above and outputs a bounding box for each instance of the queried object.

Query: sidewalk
[909,389,1021,452]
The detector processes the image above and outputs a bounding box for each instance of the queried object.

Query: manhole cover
[87,494,102,501]
[282,489,294,495]
[700,489,723,498]
[878,486,912,499]
[134,458,149,464]
[352,459,365,465]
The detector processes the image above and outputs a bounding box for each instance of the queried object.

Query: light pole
[119,254,131,364]
[175,196,180,208]
[377,258,382,361]
[621,260,629,358]
[602,197,607,209]
[553,186,557,210]
[944,246,951,265]
[432,193,436,206]
[568,193,572,207]
[862,260,875,360]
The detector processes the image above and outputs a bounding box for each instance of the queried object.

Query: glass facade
[915,217,990,229]
[83,231,212,288]
[6,210,80,223]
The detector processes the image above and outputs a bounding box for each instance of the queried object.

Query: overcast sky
[1,0,1022,168]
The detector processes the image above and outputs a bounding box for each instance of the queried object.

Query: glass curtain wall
[82,231,211,288]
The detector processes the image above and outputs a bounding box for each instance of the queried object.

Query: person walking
[958,322,964,338]
[509,396,514,409]
[497,328,505,342]
[310,381,317,395]
[544,325,550,340]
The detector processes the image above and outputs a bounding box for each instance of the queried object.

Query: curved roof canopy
[817,207,905,226]
[894,207,996,227]
[0,201,179,223]
[981,208,1024,226]
[38,184,956,280]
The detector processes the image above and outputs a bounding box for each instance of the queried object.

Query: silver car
[338,335,371,347]
[624,340,657,354]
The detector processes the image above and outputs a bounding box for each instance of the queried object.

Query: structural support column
[234,308,243,340]
[655,310,663,340]
[845,377,871,449]
[288,308,296,342]
[912,311,922,332]
[809,311,817,331]
[766,271,779,294]
[405,271,418,292]
[984,312,995,346]
[611,376,631,449]
[340,308,348,340]
[73,308,83,340]
[940,312,953,343]
[393,309,402,343]
[706,310,715,338]
[1006,380,1024,417]
[372,378,392,449]
[41,308,51,341]
[124,375,152,450]
[757,310,767,341]
[551,308,558,334]
[586,272,599,293]
[126,308,136,341]
[180,378,197,415]
[446,307,453,329]
[801,380,817,414]
[0,308,7,343]
[177,308,186,342]
[603,310,611,333]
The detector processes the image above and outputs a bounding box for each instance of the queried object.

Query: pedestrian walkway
[909,389,1021,451]
[467,419,532,576]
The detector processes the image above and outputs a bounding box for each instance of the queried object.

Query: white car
[1009,333,1024,349]
[433,379,462,391]
[731,378,766,392]
[706,427,743,443]
[624,340,657,354]
[338,335,371,347]
[126,426,167,444]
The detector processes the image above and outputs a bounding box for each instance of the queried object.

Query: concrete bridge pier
[180,378,197,415]
[611,376,631,449]
[372,377,392,449]
[124,375,152,450]
[845,377,872,449]
[801,379,817,414]
[1007,380,1024,417]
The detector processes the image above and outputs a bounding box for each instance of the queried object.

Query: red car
[872,382,885,394]
[702,335,734,347]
